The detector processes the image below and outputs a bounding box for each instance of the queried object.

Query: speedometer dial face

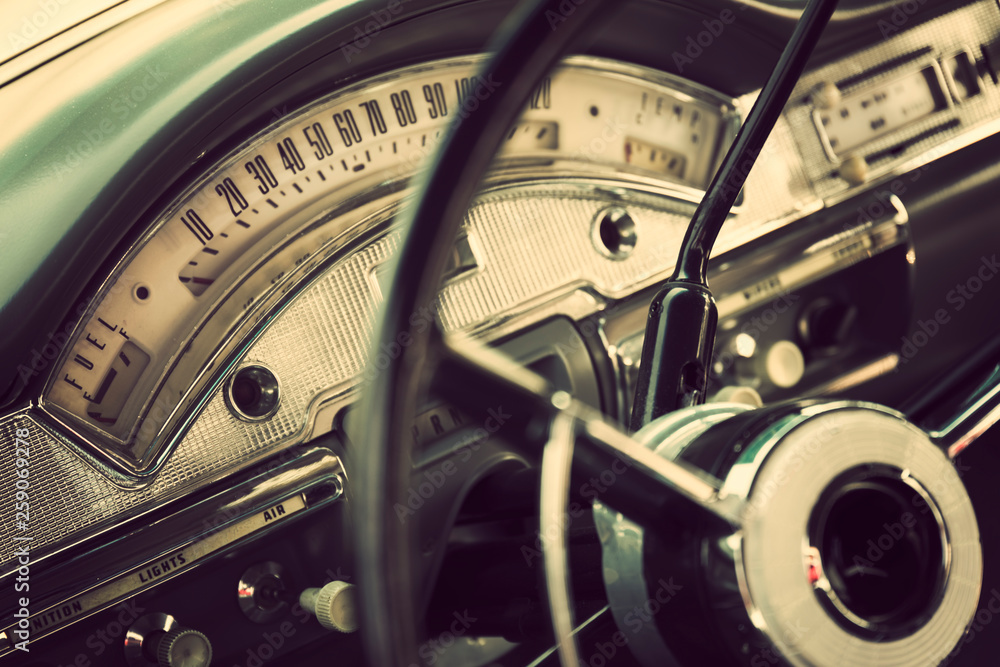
[40,56,739,476]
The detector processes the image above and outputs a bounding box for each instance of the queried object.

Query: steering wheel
[352,0,982,665]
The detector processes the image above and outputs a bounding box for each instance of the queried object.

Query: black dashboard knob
[800,296,858,352]
[154,628,212,667]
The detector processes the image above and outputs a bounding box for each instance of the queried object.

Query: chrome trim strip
[805,352,900,395]
[927,372,1000,458]
[0,446,343,654]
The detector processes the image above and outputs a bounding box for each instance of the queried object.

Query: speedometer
[39,56,745,476]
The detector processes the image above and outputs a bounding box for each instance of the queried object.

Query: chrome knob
[125,613,212,667]
[155,628,212,667]
[762,339,805,388]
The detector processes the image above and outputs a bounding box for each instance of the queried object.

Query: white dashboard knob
[764,340,805,388]
[710,385,764,407]
[299,581,359,632]
[840,154,868,186]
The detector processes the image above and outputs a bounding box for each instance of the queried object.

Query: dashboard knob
[812,81,841,109]
[154,628,212,667]
[763,340,806,388]
[299,581,359,632]
[733,339,806,389]
[710,385,763,407]
[799,297,858,351]
[839,155,868,186]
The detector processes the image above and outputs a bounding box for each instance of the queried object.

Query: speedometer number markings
[216,178,248,217]
[303,123,335,160]
[423,83,447,118]
[528,78,551,109]
[333,110,363,147]
[246,156,278,194]
[359,100,388,135]
[391,91,418,126]
[181,209,212,245]
[277,138,305,174]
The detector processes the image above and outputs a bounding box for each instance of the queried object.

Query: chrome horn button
[595,401,981,667]
[806,463,948,641]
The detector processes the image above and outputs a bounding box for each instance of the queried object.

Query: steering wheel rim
[351,0,620,664]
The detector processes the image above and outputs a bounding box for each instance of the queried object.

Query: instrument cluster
[1,1,1000,665]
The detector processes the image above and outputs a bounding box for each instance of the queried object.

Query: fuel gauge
[85,342,151,426]
[50,318,149,441]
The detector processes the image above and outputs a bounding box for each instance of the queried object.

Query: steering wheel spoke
[433,337,745,532]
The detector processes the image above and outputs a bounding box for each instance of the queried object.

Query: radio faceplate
[783,0,1000,200]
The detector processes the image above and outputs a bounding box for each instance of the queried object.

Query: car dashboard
[2,0,1000,665]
